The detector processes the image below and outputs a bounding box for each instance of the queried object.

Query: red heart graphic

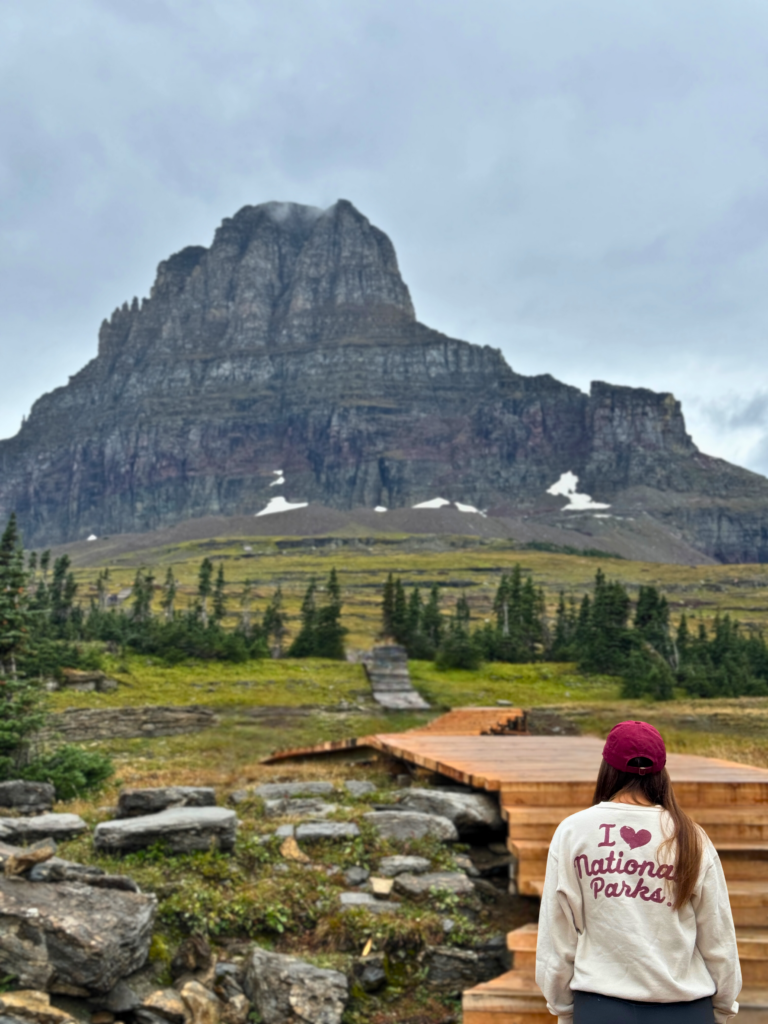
[620,826,652,850]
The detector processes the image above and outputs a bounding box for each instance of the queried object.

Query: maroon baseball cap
[603,721,666,775]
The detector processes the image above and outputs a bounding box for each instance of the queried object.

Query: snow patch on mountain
[412,497,451,509]
[547,472,610,511]
[256,497,309,516]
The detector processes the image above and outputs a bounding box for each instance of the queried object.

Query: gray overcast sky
[2,0,768,475]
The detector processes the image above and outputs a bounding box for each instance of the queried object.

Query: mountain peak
[1,199,767,560]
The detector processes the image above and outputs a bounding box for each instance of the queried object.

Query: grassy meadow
[37,533,768,782]
[65,534,768,651]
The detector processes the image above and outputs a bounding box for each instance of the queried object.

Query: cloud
[1,0,768,483]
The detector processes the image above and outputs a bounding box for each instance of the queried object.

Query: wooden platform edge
[261,735,386,764]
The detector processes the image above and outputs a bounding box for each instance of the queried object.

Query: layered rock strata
[1,199,766,560]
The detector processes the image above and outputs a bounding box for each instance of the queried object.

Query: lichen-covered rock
[243,947,348,1024]
[396,789,502,831]
[178,981,221,1024]
[0,990,77,1024]
[363,811,458,843]
[140,990,186,1024]
[0,876,156,993]
[94,807,237,854]
[116,787,216,819]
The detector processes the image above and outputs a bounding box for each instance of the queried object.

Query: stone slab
[94,807,237,854]
[116,787,216,819]
[0,815,87,844]
[363,811,458,842]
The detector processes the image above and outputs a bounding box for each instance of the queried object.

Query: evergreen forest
[382,567,768,700]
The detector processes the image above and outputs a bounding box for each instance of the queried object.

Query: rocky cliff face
[2,199,767,561]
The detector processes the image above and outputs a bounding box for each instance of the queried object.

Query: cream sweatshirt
[535,802,741,1024]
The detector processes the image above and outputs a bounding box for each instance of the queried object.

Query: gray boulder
[0,814,87,844]
[343,866,370,886]
[0,781,55,815]
[294,823,360,842]
[352,955,387,993]
[264,799,338,818]
[243,947,347,1024]
[363,811,458,843]
[396,789,502,831]
[94,807,237,854]
[339,893,400,914]
[28,856,139,892]
[253,782,336,800]
[343,781,376,798]
[0,875,156,993]
[377,855,431,877]
[116,786,216,818]
[393,872,476,900]
[422,945,505,988]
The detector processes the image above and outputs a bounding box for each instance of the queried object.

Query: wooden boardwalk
[264,713,768,1021]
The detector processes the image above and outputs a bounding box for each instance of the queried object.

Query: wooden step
[500,781,768,810]
[503,925,768,983]
[721,845,768,881]
[504,805,768,843]
[506,923,538,971]
[462,970,550,1024]
[738,987,768,1010]
[510,839,768,883]
[727,882,768,927]
[508,839,549,894]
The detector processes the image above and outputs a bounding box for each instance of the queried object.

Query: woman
[536,720,740,1023]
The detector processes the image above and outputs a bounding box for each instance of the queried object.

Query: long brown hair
[592,758,702,909]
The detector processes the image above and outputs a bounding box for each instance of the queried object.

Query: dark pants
[573,991,715,1024]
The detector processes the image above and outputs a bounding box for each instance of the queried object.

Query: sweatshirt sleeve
[691,846,742,1024]
[536,830,581,1023]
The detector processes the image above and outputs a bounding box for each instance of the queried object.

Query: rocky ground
[0,772,539,1024]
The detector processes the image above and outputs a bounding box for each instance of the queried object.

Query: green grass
[48,654,372,710]
[409,660,621,707]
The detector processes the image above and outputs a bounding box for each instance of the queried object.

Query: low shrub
[22,743,114,800]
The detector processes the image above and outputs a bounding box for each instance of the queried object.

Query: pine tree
[421,584,444,652]
[239,579,253,636]
[263,586,287,655]
[313,569,347,659]
[288,578,318,657]
[49,556,78,631]
[435,594,481,670]
[197,558,214,627]
[131,569,155,624]
[161,568,177,621]
[382,573,396,637]
[0,515,46,774]
[405,587,423,648]
[213,564,227,623]
[551,592,570,659]
[392,579,408,644]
